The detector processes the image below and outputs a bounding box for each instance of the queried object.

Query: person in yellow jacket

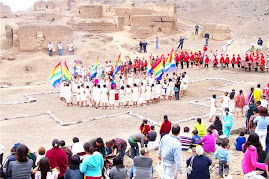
[193,118,206,138]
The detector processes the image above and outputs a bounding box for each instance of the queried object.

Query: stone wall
[76,4,103,18]
[201,23,231,41]
[0,2,13,18]
[6,23,74,52]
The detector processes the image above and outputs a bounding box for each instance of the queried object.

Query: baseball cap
[52,139,60,148]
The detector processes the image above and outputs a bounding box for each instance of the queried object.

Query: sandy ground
[0,1,269,177]
[1,66,268,178]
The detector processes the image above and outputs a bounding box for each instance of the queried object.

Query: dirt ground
[0,66,268,178]
[0,1,269,177]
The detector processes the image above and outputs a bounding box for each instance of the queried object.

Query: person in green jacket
[89,138,106,157]
[193,118,206,138]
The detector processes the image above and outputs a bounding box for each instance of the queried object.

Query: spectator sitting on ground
[60,140,72,166]
[71,137,84,156]
[6,142,20,179]
[109,156,127,179]
[199,128,216,153]
[216,131,229,146]
[213,116,223,134]
[191,130,201,149]
[193,118,206,138]
[179,127,192,151]
[64,155,84,179]
[8,144,33,178]
[33,157,59,178]
[129,148,153,179]
[35,147,46,166]
[234,131,246,151]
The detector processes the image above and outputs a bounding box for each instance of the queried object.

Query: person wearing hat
[186,145,212,179]
[89,138,106,157]
[6,142,20,179]
[46,139,68,179]
[129,148,153,179]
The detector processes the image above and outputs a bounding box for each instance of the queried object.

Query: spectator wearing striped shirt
[179,127,192,151]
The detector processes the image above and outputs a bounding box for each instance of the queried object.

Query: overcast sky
[0,0,39,12]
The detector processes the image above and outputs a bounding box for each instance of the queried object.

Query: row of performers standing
[60,72,188,109]
[174,51,268,72]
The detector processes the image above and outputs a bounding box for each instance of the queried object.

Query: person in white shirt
[260,95,268,108]
[125,85,132,107]
[68,42,74,55]
[58,42,63,56]
[101,85,109,109]
[109,87,116,110]
[132,83,139,107]
[48,42,53,56]
[80,84,86,107]
[119,86,125,108]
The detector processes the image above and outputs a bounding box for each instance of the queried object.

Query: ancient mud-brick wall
[201,24,231,41]
[34,1,47,11]
[76,4,103,18]
[113,7,151,25]
[34,0,71,11]
[0,2,13,18]
[74,16,124,33]
[16,23,73,52]
[130,15,176,38]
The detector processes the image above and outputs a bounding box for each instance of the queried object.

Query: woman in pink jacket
[241,133,266,174]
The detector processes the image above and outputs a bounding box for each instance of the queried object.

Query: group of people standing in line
[48,42,74,56]
[59,66,189,109]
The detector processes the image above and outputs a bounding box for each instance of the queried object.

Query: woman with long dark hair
[213,116,222,134]
[140,119,150,135]
[241,133,266,174]
[8,144,33,178]
[109,156,127,179]
[34,157,59,179]
[80,142,104,179]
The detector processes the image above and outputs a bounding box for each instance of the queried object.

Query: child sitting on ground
[191,130,201,150]
[234,131,246,151]
[214,141,230,178]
